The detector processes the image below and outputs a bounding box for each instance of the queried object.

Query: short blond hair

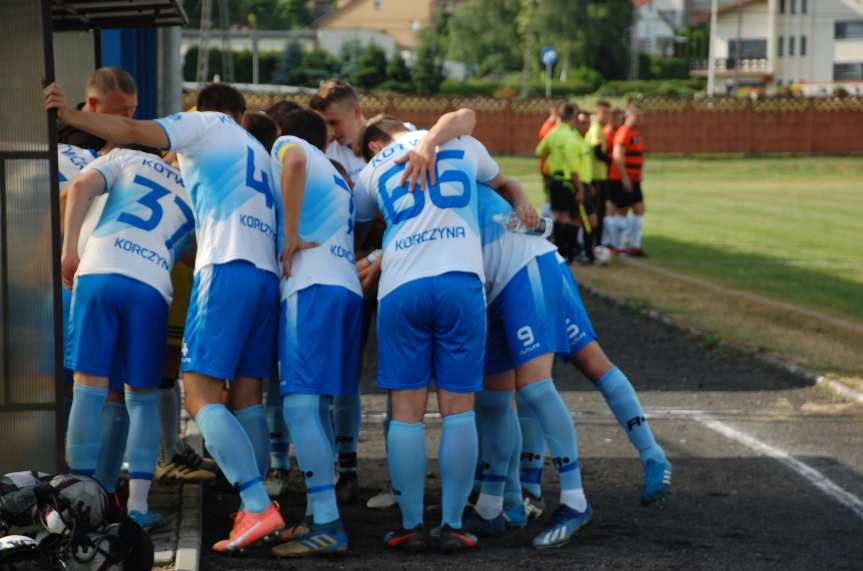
[309,79,358,111]
[86,67,137,98]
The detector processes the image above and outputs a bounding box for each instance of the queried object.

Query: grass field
[497,155,863,320]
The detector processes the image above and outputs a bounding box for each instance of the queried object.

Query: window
[801,35,807,56]
[835,21,863,39]
[801,0,807,14]
[790,0,796,14]
[789,36,795,56]
[778,35,784,56]
[834,63,863,81]
[779,0,785,14]
[728,39,768,59]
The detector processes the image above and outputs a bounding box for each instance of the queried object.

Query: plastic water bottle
[493,212,553,239]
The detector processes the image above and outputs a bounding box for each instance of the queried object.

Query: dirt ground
[200,290,863,570]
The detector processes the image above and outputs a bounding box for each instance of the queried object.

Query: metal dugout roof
[51,0,188,31]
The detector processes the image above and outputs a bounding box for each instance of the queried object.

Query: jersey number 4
[118,175,195,251]
[377,150,471,224]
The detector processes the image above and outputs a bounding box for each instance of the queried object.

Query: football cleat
[531,504,593,549]
[462,507,506,537]
[212,503,285,553]
[271,520,348,558]
[438,525,479,554]
[366,486,397,509]
[155,444,216,483]
[278,517,312,541]
[335,472,360,504]
[129,510,165,531]
[384,526,427,553]
[522,491,546,520]
[503,502,528,529]
[641,458,672,506]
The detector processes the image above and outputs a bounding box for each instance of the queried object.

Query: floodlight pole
[707,0,719,96]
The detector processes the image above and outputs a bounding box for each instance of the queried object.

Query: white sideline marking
[621,257,863,335]
[694,414,863,521]
[816,376,863,406]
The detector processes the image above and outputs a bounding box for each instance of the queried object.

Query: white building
[692,0,863,94]
[636,0,686,57]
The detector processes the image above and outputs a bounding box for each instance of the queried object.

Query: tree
[283,0,311,29]
[337,39,363,81]
[353,42,388,88]
[447,0,523,76]
[302,49,339,85]
[413,28,445,95]
[380,50,414,92]
[273,40,306,85]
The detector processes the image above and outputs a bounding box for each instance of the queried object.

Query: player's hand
[43,82,69,121]
[282,235,319,277]
[358,255,382,293]
[622,178,633,193]
[515,200,540,230]
[395,137,437,193]
[61,251,79,289]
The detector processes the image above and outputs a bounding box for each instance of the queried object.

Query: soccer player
[61,146,194,530]
[44,81,286,552]
[535,103,587,261]
[353,115,536,554]
[606,103,646,256]
[310,79,478,506]
[586,101,612,250]
[58,67,138,148]
[268,109,361,558]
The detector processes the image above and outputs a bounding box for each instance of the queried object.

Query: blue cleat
[531,504,593,549]
[503,502,528,528]
[641,459,672,506]
[462,507,506,537]
[129,510,165,531]
[271,519,348,558]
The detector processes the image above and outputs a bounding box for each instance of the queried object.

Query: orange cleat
[212,503,285,553]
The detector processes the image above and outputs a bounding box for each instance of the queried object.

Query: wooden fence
[182,90,863,155]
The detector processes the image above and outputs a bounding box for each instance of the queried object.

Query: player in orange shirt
[606,103,647,257]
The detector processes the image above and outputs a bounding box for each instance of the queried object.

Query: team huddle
[42,71,671,557]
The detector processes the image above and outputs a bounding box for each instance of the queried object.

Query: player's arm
[61,170,106,288]
[397,108,477,193]
[535,136,550,159]
[485,174,540,230]
[279,146,318,277]
[44,83,168,149]
[613,142,631,191]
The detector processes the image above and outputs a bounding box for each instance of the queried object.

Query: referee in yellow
[535,102,586,262]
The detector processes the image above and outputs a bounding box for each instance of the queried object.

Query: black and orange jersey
[609,124,644,182]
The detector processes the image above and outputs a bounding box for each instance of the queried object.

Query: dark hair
[265,100,301,133]
[560,102,579,123]
[196,83,246,117]
[278,109,328,151]
[242,111,278,152]
[87,67,137,97]
[309,79,358,112]
[357,114,406,162]
[596,99,611,109]
[329,159,353,188]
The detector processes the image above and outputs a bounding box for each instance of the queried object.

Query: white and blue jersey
[58,144,98,192]
[326,141,367,182]
[354,130,500,300]
[155,111,279,276]
[271,136,361,298]
[77,149,193,305]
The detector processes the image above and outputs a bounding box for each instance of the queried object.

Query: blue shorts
[485,252,571,376]
[558,261,598,356]
[377,272,486,393]
[65,274,168,389]
[62,287,73,384]
[279,284,362,396]
[181,261,278,380]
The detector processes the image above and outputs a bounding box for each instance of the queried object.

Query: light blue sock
[283,394,340,525]
[265,378,291,470]
[94,402,129,493]
[503,406,523,510]
[596,367,666,465]
[333,393,361,475]
[67,384,108,476]
[516,391,545,498]
[235,404,270,479]
[387,420,426,530]
[196,403,271,513]
[474,391,515,518]
[518,379,585,509]
[383,395,392,447]
[440,411,478,529]
[125,391,160,513]
[319,396,336,469]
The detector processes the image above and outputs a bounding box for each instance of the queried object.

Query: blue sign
[540,47,557,67]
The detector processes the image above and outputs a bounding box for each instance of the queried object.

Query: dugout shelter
[0,0,186,474]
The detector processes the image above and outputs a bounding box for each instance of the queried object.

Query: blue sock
[474,391,515,519]
[333,393,361,475]
[67,384,108,476]
[387,420,426,530]
[518,379,586,511]
[515,391,544,498]
[265,378,291,470]
[440,411,478,529]
[235,404,270,479]
[125,391,160,513]
[196,403,271,513]
[94,402,129,493]
[319,396,336,469]
[596,367,666,465]
[503,406,524,510]
[383,395,392,447]
[283,394,340,525]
